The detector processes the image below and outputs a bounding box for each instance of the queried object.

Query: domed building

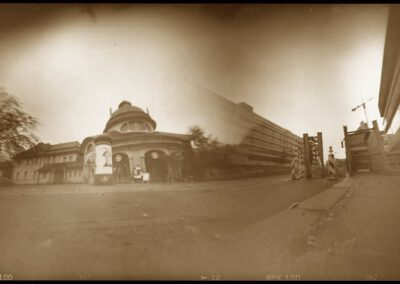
[81,101,195,184]
[10,101,195,185]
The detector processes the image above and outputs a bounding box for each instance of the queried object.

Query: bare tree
[0,91,39,161]
[188,125,239,179]
[188,125,219,153]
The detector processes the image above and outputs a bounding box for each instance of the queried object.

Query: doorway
[113,153,131,183]
[53,168,64,184]
[145,150,168,182]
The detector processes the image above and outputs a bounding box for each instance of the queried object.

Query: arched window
[128,121,135,131]
[144,122,151,131]
[120,123,128,132]
[134,122,144,131]
[87,144,94,153]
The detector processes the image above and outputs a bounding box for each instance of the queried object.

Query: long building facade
[218,101,303,173]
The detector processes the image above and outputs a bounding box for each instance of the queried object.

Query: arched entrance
[54,168,64,184]
[145,150,168,182]
[113,153,130,183]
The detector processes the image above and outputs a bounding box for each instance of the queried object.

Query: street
[0,176,337,280]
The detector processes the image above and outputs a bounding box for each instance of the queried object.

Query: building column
[128,156,134,176]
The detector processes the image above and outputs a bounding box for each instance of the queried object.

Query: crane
[351,97,374,127]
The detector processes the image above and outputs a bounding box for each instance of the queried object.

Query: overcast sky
[0,4,389,158]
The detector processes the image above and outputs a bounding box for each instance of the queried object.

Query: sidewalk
[284,173,400,280]
[219,173,400,280]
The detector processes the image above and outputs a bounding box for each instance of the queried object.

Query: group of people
[113,165,148,183]
[132,166,144,183]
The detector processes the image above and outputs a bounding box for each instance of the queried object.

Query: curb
[231,176,357,266]
[296,176,355,211]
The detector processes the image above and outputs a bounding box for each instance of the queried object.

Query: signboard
[95,144,113,174]
[151,152,159,159]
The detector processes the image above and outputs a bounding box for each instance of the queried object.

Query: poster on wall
[95,144,113,175]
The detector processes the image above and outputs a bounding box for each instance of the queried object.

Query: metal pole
[317,132,325,178]
[303,133,312,179]
[372,120,379,131]
[343,125,352,176]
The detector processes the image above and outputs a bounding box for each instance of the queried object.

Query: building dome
[103,101,156,133]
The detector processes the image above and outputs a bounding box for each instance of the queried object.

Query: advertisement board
[95,144,113,175]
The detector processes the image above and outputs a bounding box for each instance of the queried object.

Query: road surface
[0,176,337,280]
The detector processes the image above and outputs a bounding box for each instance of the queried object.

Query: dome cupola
[103,100,156,133]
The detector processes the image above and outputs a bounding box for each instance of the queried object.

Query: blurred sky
[0,4,390,158]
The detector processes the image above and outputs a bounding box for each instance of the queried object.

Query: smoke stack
[146,108,150,115]
[109,107,112,117]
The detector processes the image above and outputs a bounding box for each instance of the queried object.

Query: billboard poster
[95,144,113,174]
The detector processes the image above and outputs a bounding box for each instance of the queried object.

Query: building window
[24,171,28,179]
[87,144,94,153]
[144,122,151,131]
[63,157,67,162]
[120,122,128,132]
[16,172,20,180]
[69,170,72,178]
[69,156,73,162]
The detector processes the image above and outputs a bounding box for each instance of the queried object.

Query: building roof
[112,101,146,118]
[104,100,157,133]
[49,141,81,150]
[14,141,81,160]
[80,131,193,153]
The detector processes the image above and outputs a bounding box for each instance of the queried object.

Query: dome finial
[118,100,132,109]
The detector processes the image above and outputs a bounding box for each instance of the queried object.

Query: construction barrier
[327,146,336,179]
[290,150,305,180]
[302,132,325,179]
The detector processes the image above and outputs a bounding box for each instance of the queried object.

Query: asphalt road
[0,176,337,280]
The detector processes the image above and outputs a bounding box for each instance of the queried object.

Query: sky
[0,4,390,159]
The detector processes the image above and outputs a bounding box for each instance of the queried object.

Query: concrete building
[158,81,303,173]
[226,102,303,172]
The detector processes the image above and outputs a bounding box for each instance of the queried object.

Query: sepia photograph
[0,2,400,280]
